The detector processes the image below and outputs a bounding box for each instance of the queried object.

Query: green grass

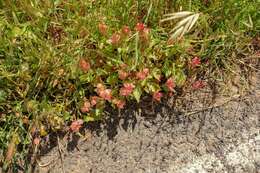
[0,0,259,171]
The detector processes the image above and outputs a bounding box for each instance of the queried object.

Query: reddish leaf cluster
[120,83,135,96]
[99,23,132,46]
[79,59,91,72]
[112,98,126,109]
[108,33,121,45]
[74,22,207,127]
[135,23,150,42]
[90,96,99,106]
[98,22,108,36]
[70,119,84,132]
[99,22,150,47]
[153,91,163,102]
[33,137,41,145]
[96,83,113,101]
[166,78,175,92]
[191,57,201,68]
[118,70,129,80]
[121,25,131,35]
[80,101,91,113]
[135,23,145,32]
[136,68,149,80]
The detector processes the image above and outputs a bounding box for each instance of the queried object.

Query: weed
[0,0,259,171]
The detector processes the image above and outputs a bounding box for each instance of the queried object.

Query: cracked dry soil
[35,74,260,173]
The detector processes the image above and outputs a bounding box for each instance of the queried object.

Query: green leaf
[96,68,108,76]
[106,73,118,85]
[11,26,23,37]
[40,125,48,136]
[165,69,172,78]
[146,82,160,93]
[162,61,172,78]
[133,33,139,70]
[133,86,142,103]
[141,78,148,87]
[25,100,39,112]
[0,90,7,102]
[152,67,161,81]
[79,71,94,83]
[63,112,71,121]
[174,69,186,86]
[94,108,103,119]
[84,116,95,122]
[85,108,104,122]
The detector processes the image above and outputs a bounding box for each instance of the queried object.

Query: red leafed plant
[79,59,91,72]
[165,78,175,92]
[135,22,146,32]
[120,83,135,96]
[118,70,129,80]
[108,33,121,45]
[191,57,201,68]
[153,91,163,102]
[70,119,84,132]
[98,22,108,36]
[1,1,256,167]
[136,68,149,80]
[121,25,131,35]
[112,98,126,109]
[80,100,91,113]
[72,21,199,123]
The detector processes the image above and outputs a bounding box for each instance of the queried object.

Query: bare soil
[34,73,260,173]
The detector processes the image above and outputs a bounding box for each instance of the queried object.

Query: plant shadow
[30,90,215,172]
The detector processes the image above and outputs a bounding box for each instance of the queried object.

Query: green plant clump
[0,0,259,170]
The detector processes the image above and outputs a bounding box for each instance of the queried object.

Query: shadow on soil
[29,94,189,172]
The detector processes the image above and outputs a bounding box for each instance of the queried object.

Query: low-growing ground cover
[0,0,259,171]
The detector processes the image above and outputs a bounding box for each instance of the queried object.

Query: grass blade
[160,11,193,23]
[187,14,200,31]
[170,26,184,39]
[163,11,193,17]
[169,15,194,33]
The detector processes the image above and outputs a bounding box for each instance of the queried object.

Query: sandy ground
[35,73,260,173]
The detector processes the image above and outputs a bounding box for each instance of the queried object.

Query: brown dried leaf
[5,134,19,163]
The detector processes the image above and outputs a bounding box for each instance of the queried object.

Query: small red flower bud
[33,137,41,145]
[122,25,131,35]
[98,22,108,35]
[112,99,126,109]
[135,22,145,32]
[99,89,112,101]
[191,57,201,68]
[136,68,149,80]
[166,78,175,92]
[108,33,121,45]
[140,27,150,41]
[79,59,91,72]
[80,101,91,113]
[153,91,163,102]
[118,70,129,80]
[70,119,84,132]
[90,96,100,106]
[120,83,135,96]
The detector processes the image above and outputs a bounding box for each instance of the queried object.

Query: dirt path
[35,74,260,173]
